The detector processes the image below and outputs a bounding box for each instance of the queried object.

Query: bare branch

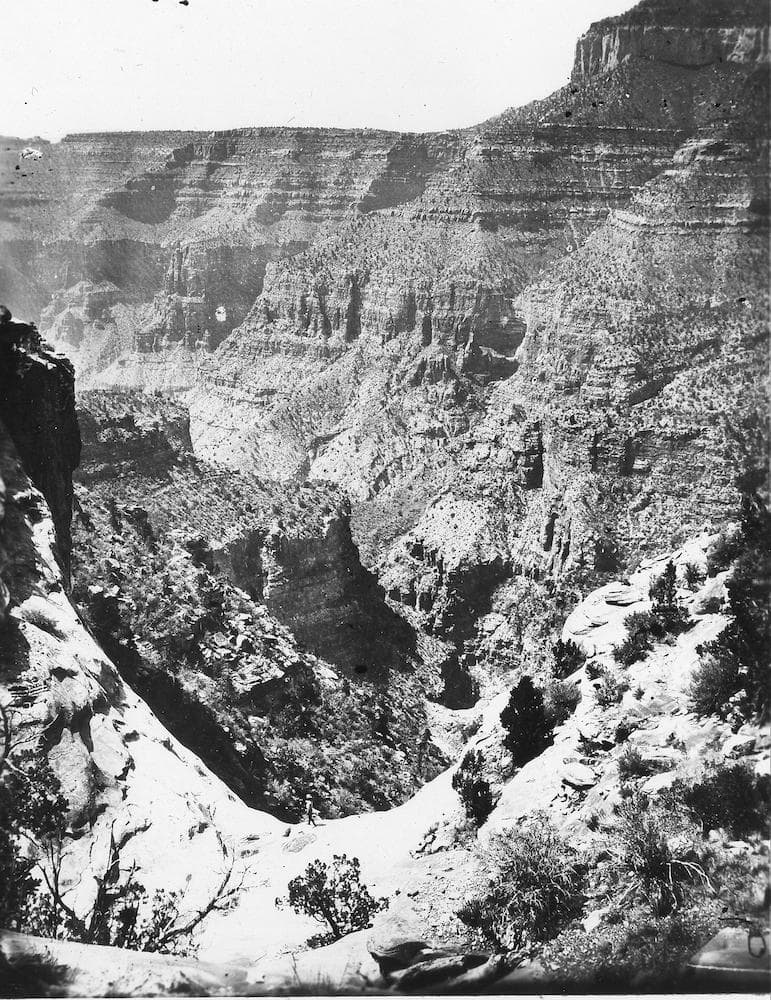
[155,858,243,949]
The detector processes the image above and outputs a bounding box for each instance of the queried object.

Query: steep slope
[189,534,768,992]
[0,334,273,952]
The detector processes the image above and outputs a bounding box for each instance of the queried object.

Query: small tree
[452,750,495,826]
[670,763,771,839]
[277,854,388,948]
[500,676,552,768]
[649,561,690,635]
[649,562,677,608]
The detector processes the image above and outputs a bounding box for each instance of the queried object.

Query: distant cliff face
[386,132,768,634]
[572,0,768,83]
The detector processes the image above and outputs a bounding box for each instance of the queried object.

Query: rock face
[572,0,769,83]
[0,316,80,581]
[441,131,769,589]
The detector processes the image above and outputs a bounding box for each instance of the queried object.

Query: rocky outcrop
[381,116,768,625]
[186,0,768,542]
[0,312,80,581]
[259,505,416,675]
[572,0,769,84]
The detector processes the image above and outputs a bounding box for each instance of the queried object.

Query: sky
[3,0,634,140]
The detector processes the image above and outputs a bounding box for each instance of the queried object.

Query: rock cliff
[0,316,80,581]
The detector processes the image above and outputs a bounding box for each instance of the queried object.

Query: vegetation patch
[456,813,584,951]
[668,762,771,840]
[500,676,554,767]
[690,489,770,721]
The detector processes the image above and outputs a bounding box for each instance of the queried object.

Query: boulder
[251,930,381,994]
[723,734,756,758]
[366,906,429,973]
[442,953,509,992]
[604,585,644,606]
[494,958,549,990]
[562,762,597,790]
[388,953,487,991]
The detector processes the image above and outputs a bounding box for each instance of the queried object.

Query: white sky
[3,0,633,140]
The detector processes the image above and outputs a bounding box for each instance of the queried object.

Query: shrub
[552,637,585,679]
[617,746,657,782]
[452,750,495,826]
[456,813,585,950]
[613,612,655,666]
[0,746,69,931]
[614,718,639,744]
[613,793,710,917]
[276,855,388,947]
[719,494,771,718]
[544,679,581,728]
[500,676,553,767]
[692,493,771,727]
[613,581,690,665]
[706,528,742,576]
[0,710,235,953]
[689,647,742,718]
[672,762,771,839]
[595,668,628,708]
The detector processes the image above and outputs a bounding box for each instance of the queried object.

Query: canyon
[0,0,768,993]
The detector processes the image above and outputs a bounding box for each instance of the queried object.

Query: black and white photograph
[0,0,769,994]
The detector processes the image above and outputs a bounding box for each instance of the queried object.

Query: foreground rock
[0,930,250,997]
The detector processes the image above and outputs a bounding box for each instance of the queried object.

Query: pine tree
[500,676,552,767]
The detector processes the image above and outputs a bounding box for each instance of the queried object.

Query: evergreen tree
[500,676,552,767]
